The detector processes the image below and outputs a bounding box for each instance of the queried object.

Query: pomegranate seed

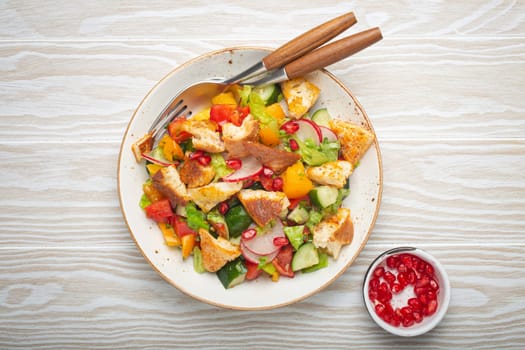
[289,138,299,151]
[273,236,289,247]
[398,272,408,286]
[226,158,242,170]
[386,256,398,268]
[189,150,204,159]
[391,316,401,327]
[407,270,416,284]
[375,303,386,316]
[418,293,429,305]
[272,177,283,191]
[218,202,229,215]
[425,300,438,316]
[369,278,380,291]
[415,275,430,288]
[413,311,423,323]
[427,290,437,300]
[391,283,403,294]
[378,282,389,294]
[373,266,385,278]
[401,255,413,268]
[281,121,299,134]
[395,308,404,321]
[379,291,392,304]
[411,255,421,266]
[384,271,396,285]
[382,312,392,323]
[402,315,415,327]
[241,228,257,241]
[398,263,407,273]
[262,167,274,177]
[197,155,211,166]
[401,306,413,317]
[408,298,423,311]
[426,264,435,275]
[368,290,379,301]
[415,286,428,296]
[429,278,439,291]
[416,261,426,273]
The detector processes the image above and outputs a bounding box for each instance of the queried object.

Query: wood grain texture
[0,245,524,349]
[0,0,524,348]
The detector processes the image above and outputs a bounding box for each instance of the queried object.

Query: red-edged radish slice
[295,119,322,144]
[319,126,338,142]
[242,220,285,256]
[223,156,263,182]
[141,152,178,167]
[241,241,280,264]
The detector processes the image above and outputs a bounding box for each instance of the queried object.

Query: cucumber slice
[309,186,339,208]
[253,84,281,105]
[216,258,247,289]
[311,108,332,127]
[292,242,319,271]
[287,206,309,224]
[303,252,329,273]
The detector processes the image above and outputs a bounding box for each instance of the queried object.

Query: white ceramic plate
[118,47,383,310]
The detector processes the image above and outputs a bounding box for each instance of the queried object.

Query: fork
[148,12,357,140]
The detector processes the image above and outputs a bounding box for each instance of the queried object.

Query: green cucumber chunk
[309,186,339,208]
[252,84,281,105]
[217,258,247,289]
[283,225,306,251]
[224,205,252,238]
[287,206,309,224]
[303,252,329,273]
[192,247,206,274]
[311,108,332,127]
[292,242,319,271]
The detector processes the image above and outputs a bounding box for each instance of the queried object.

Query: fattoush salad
[132,77,374,289]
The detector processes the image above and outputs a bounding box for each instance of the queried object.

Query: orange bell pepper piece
[282,161,314,199]
[181,233,196,259]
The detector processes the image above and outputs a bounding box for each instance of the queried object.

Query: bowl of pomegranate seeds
[363,247,450,336]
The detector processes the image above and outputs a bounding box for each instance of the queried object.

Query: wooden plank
[0,38,523,142]
[0,244,523,349]
[0,140,523,247]
[0,0,523,40]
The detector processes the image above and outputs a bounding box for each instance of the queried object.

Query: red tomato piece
[144,199,174,223]
[210,105,250,127]
[167,117,192,143]
[272,245,295,278]
[171,215,198,237]
[245,261,262,280]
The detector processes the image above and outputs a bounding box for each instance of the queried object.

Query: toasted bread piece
[306,160,353,188]
[243,141,301,174]
[179,159,215,188]
[237,189,290,227]
[181,120,225,153]
[222,115,259,158]
[188,182,243,213]
[131,132,153,162]
[152,166,190,207]
[280,77,320,119]
[199,229,241,272]
[329,119,374,166]
[312,207,353,259]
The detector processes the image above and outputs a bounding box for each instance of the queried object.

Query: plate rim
[117,46,383,310]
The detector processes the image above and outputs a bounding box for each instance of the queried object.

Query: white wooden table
[1,1,524,348]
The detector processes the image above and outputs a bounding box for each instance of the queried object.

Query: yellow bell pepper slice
[192,107,211,121]
[265,103,286,122]
[259,125,280,147]
[282,161,314,199]
[158,222,181,247]
[146,163,163,176]
[211,92,237,106]
[181,234,196,259]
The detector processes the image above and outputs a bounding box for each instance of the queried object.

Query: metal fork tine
[148,98,184,134]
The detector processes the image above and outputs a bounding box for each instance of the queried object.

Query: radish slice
[223,156,263,182]
[241,241,280,264]
[141,152,178,167]
[242,220,286,256]
[295,119,322,145]
[319,126,338,142]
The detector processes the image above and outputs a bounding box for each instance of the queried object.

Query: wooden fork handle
[284,27,383,79]
[262,12,357,71]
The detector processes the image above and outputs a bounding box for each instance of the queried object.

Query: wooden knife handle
[284,27,383,79]
[262,12,357,70]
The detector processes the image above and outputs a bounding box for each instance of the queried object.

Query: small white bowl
[363,247,450,337]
